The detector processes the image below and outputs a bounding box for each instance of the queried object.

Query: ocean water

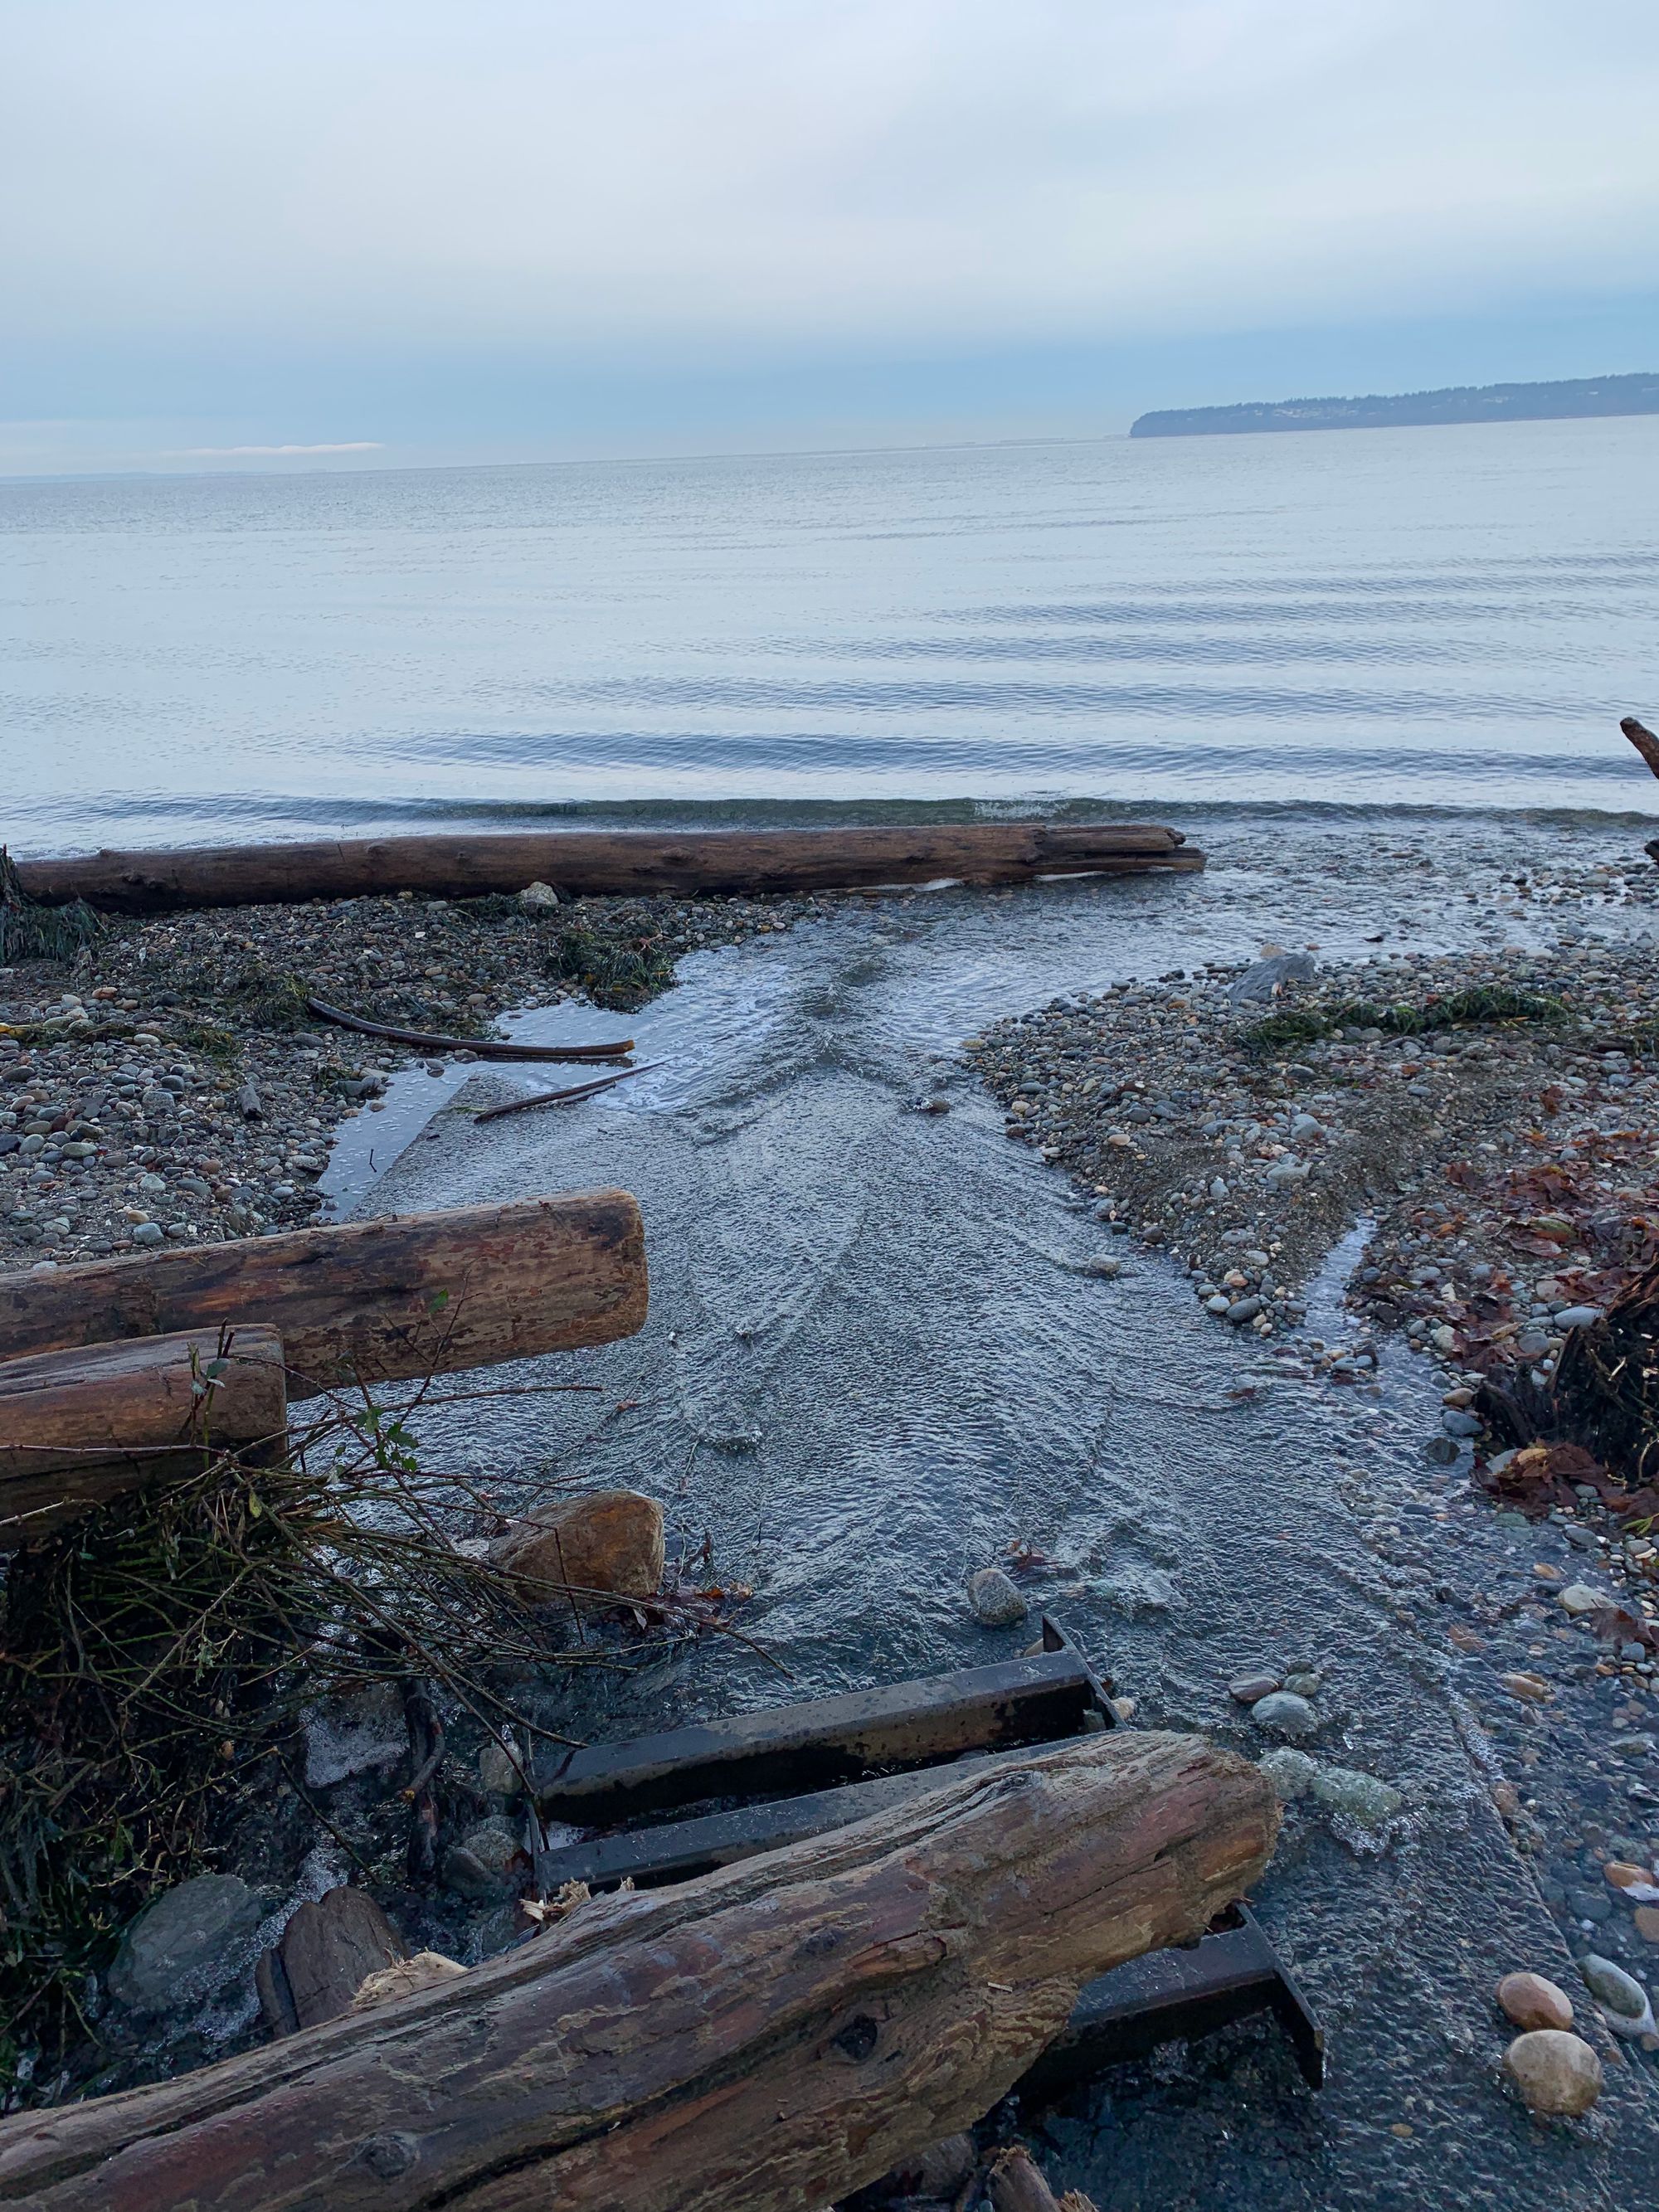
[3,413,1658,853]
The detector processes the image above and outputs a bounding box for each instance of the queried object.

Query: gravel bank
[0,887,829,1274]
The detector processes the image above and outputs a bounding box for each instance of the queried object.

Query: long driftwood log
[0,1193,646,1399]
[0,1732,1276,2212]
[13,824,1201,914]
[0,1325,287,1545]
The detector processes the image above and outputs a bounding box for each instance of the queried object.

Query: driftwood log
[0,1732,1276,2212]
[0,1192,646,1398]
[12,824,1201,915]
[0,1325,286,1545]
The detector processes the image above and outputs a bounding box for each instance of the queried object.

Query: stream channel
[321,814,1659,2209]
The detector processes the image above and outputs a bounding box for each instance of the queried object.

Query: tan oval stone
[349,1952,467,2014]
[489,1490,664,1611]
[1502,2029,1603,2116]
[1496,1971,1574,2033]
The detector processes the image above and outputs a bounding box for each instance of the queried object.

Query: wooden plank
[0,1732,1279,2212]
[0,1325,286,1545]
[0,1192,647,1400]
[533,1649,1101,1823]
[14,824,1201,915]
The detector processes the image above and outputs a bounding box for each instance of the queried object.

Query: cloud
[5,0,1657,360]
[178,441,384,456]
[3,0,1657,467]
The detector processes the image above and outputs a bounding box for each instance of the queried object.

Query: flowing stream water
[327,813,1659,2208]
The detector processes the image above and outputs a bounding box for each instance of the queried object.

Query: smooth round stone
[1228,1671,1281,1704]
[1281,1670,1322,1698]
[1496,1971,1574,2033]
[1258,1747,1316,1801]
[1502,2030,1603,2116]
[130,1220,164,1246]
[967,1567,1028,1626]
[1578,1952,1655,2034]
[1251,1691,1318,1740]
[1311,1764,1402,1828]
[1554,1305,1603,1330]
[1442,1409,1484,1438]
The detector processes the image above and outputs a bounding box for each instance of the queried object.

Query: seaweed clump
[1239,984,1566,1053]
[544,903,679,1010]
[0,850,100,969]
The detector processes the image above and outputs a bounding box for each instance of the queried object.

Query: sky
[4,0,1658,474]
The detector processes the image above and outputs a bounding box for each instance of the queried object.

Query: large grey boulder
[108,1873,265,2013]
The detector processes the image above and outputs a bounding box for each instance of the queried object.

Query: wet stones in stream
[967,1567,1029,1626]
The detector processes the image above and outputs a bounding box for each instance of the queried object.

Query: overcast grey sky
[4,0,1657,472]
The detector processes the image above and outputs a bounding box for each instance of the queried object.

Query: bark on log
[0,1192,647,1400]
[0,1732,1276,2212]
[13,824,1200,914]
[0,1325,286,1545]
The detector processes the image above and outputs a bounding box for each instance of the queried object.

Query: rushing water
[5,415,1659,853]
[358,819,1656,2207]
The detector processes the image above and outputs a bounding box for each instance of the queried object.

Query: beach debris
[489,1489,666,1613]
[472,1058,661,1123]
[1605,1860,1659,1904]
[1501,2028,1603,2115]
[1228,950,1317,1004]
[0,1324,288,1547]
[348,1950,468,2014]
[0,1733,1273,2211]
[1496,1971,1574,2033]
[988,2143,1099,2212]
[11,821,1202,915]
[967,1565,1029,1626]
[0,1191,649,1400]
[304,993,631,1062]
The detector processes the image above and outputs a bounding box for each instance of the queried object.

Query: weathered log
[0,1325,286,1545]
[1621,714,1659,780]
[0,1192,647,1399]
[13,824,1201,915]
[0,1732,1276,2212]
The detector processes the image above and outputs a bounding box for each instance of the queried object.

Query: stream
[338,814,1659,2209]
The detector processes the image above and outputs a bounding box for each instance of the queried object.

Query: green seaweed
[0,850,100,968]
[1239,985,1566,1053]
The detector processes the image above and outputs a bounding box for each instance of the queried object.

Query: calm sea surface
[4,415,1658,853]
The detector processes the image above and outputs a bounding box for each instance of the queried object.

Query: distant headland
[1130,371,1659,439]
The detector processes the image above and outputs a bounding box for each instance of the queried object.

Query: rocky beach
[5,817,1659,2200]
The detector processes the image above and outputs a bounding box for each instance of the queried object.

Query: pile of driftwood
[0,1190,648,1545]
[0,1730,1276,2211]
